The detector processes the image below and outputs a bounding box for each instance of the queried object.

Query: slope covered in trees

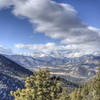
[0,54,33,100]
[11,67,100,100]
[70,67,100,100]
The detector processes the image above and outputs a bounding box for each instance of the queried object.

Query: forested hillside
[0,54,33,100]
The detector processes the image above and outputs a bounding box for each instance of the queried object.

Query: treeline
[10,67,100,100]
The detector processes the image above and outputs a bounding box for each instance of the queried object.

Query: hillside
[0,54,33,100]
[0,54,79,100]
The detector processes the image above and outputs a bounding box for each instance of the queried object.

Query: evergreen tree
[70,88,82,100]
[59,89,71,100]
[92,67,100,100]
[80,83,89,100]
[10,66,100,100]
[70,88,76,100]
[11,68,70,100]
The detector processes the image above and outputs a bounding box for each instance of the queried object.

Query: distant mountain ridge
[0,54,80,100]
[5,54,100,83]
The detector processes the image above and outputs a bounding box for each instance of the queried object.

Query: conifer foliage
[10,68,70,100]
[70,67,100,100]
[10,67,100,100]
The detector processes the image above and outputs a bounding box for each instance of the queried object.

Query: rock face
[0,54,33,100]
[5,54,100,83]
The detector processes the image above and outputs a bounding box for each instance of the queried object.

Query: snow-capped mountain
[5,53,100,83]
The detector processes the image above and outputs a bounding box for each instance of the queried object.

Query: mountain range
[0,54,80,100]
[0,52,100,100]
[5,54,100,83]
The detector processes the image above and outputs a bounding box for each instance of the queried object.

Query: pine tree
[81,83,89,99]
[79,67,100,100]
[59,89,71,100]
[70,88,83,100]
[76,88,83,100]
[70,89,77,100]
[92,67,100,100]
[11,68,70,100]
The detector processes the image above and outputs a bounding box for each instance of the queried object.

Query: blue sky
[57,0,100,28]
[0,8,59,46]
[0,0,100,56]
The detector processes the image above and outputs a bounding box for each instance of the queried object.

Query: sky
[0,0,100,56]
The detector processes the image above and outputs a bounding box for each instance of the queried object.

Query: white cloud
[0,0,13,9]
[15,43,100,57]
[0,45,13,55]
[12,0,85,39]
[15,43,99,57]
[15,43,67,53]
[0,0,100,55]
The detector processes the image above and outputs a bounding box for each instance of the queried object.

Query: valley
[5,54,100,83]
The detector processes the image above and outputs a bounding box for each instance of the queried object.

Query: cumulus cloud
[1,0,100,54]
[61,27,100,44]
[12,0,86,39]
[0,45,13,55]
[15,43,98,57]
[15,43,77,57]
[0,0,13,9]
[15,43,68,53]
